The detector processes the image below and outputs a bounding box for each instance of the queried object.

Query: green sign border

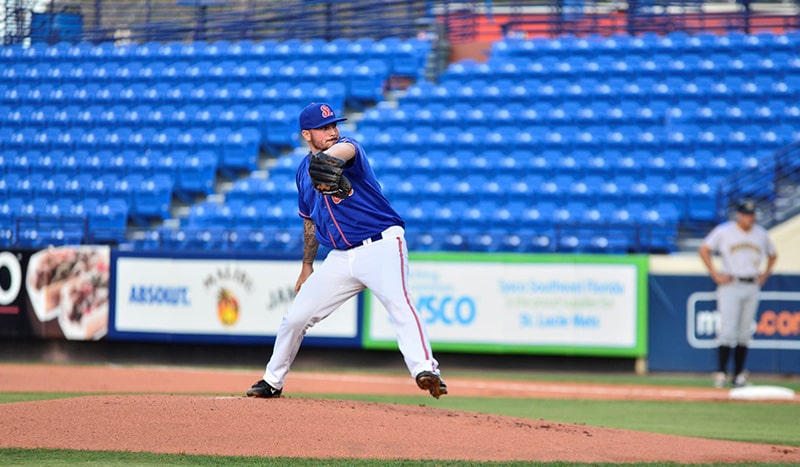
[362,253,649,358]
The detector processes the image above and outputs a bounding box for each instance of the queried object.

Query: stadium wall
[1,245,798,374]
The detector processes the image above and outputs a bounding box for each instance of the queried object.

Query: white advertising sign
[369,262,638,347]
[114,257,357,337]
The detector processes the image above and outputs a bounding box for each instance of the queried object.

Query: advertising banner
[648,274,800,373]
[364,253,649,357]
[0,246,111,341]
[110,252,359,346]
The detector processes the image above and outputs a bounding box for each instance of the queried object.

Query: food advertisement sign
[0,246,110,340]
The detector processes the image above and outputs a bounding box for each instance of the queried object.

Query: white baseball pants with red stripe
[262,226,440,390]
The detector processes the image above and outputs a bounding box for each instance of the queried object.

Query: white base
[728,385,796,401]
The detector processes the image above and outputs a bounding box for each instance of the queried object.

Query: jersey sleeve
[296,157,312,218]
[764,230,778,257]
[702,224,724,251]
[340,136,368,178]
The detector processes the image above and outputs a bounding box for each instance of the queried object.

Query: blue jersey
[296,136,404,250]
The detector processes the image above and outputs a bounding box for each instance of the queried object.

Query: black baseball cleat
[416,371,448,399]
[246,380,283,398]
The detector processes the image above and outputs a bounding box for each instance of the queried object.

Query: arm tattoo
[302,218,319,264]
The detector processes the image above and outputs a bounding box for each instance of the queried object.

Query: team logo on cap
[320,105,334,118]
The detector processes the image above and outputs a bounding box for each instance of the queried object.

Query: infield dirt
[1,363,798,463]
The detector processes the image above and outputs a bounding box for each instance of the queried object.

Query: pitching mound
[1,364,799,463]
[1,394,799,463]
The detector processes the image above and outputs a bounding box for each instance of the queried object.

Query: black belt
[737,277,757,283]
[346,233,383,250]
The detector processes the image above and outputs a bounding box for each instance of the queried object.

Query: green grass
[438,369,800,391]
[0,448,796,467]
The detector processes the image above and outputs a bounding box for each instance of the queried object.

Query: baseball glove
[308,151,352,199]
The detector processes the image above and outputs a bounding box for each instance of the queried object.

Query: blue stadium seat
[518,226,555,253]
[57,173,89,200]
[88,198,128,243]
[15,198,48,222]
[8,151,34,176]
[130,174,173,223]
[149,150,177,178]
[219,126,261,177]
[154,227,189,250]
[226,226,265,252]
[185,200,224,227]
[263,105,301,153]
[685,180,719,222]
[0,195,24,224]
[184,227,232,251]
[175,150,217,201]
[36,173,68,201]
[9,175,41,201]
[142,127,173,155]
[233,201,261,228]
[84,173,116,201]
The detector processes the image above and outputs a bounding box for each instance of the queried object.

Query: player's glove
[308,151,352,199]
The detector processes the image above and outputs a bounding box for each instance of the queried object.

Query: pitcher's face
[303,123,340,152]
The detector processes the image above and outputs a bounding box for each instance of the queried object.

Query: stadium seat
[151,151,178,178]
[263,106,301,153]
[219,126,261,177]
[686,181,719,222]
[88,198,129,243]
[175,150,218,201]
[60,173,91,200]
[130,175,173,224]
[86,173,117,201]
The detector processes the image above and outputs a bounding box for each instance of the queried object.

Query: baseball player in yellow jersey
[699,200,778,388]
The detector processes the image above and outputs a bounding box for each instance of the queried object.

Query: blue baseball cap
[299,103,347,130]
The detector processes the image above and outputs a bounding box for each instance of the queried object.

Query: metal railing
[498,0,800,38]
[715,141,800,230]
[2,0,437,45]
[3,1,798,47]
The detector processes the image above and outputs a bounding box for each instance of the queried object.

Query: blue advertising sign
[649,274,800,374]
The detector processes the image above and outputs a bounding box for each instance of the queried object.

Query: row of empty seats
[469,52,800,79]
[368,147,758,180]
[1,149,217,202]
[352,124,795,157]
[360,100,800,130]
[162,224,664,254]
[490,31,800,59]
[0,58,389,87]
[152,208,677,254]
[0,102,291,132]
[410,76,800,105]
[0,81,349,111]
[2,172,173,221]
[1,197,130,247]
[0,126,259,177]
[0,37,431,78]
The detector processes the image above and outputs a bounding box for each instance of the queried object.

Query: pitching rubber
[728,385,796,401]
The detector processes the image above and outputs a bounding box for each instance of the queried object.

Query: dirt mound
[1,394,799,463]
[1,364,798,463]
